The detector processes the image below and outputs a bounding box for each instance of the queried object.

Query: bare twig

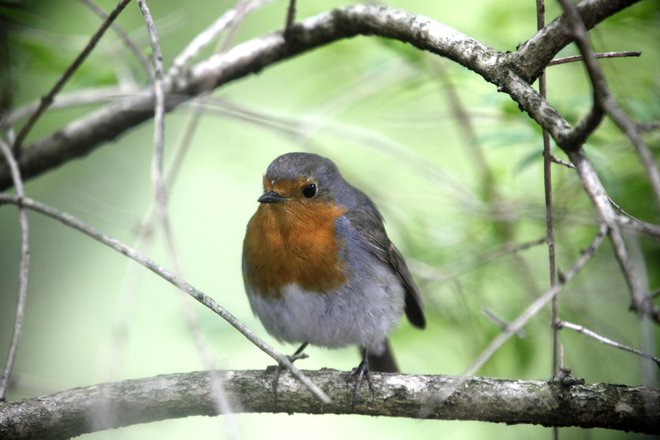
[79,0,153,76]
[482,309,527,338]
[418,226,608,414]
[169,0,273,77]
[5,87,138,127]
[1,2,642,189]
[197,97,478,203]
[118,4,271,430]
[535,0,560,384]
[11,0,132,155]
[568,148,659,321]
[285,0,297,34]
[430,60,501,222]
[133,15,221,415]
[558,0,659,321]
[515,0,641,83]
[424,227,608,416]
[0,194,332,404]
[95,99,205,398]
[0,141,29,401]
[463,224,608,377]
[136,0,167,216]
[549,153,575,169]
[638,122,660,133]
[411,237,546,283]
[558,0,660,205]
[548,50,641,66]
[608,196,659,235]
[557,320,660,367]
[122,7,267,433]
[614,215,660,239]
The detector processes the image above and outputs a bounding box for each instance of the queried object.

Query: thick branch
[0,0,640,189]
[0,370,657,439]
[515,0,639,82]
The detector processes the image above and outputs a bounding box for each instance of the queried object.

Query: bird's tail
[362,339,399,373]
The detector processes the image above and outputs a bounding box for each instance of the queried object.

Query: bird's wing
[342,195,426,329]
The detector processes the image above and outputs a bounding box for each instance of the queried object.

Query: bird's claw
[268,343,309,398]
[345,359,374,409]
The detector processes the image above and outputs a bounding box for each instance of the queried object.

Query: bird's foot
[268,342,309,398]
[345,358,374,409]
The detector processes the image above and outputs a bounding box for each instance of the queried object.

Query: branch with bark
[1,0,658,437]
[0,0,642,189]
[1,370,658,439]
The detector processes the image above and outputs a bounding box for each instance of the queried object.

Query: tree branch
[0,0,641,189]
[514,0,639,83]
[0,194,330,404]
[9,0,132,155]
[0,370,657,439]
[567,149,659,321]
[558,0,660,204]
[0,141,29,401]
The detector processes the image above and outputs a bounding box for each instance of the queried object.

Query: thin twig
[463,224,608,377]
[11,0,132,155]
[1,3,641,190]
[557,0,660,205]
[6,87,138,127]
[423,225,608,416]
[157,211,241,438]
[569,149,659,322]
[548,51,641,66]
[638,122,660,133]
[136,0,167,217]
[560,1,659,322]
[482,309,527,338]
[0,194,331,404]
[430,60,501,226]
[411,237,546,284]
[557,320,660,367]
[536,0,560,384]
[285,0,297,35]
[0,141,30,401]
[614,215,660,239]
[431,56,542,297]
[79,0,153,76]
[608,196,656,229]
[136,4,246,435]
[549,153,575,169]
[169,0,273,77]
[200,96,483,203]
[114,4,265,428]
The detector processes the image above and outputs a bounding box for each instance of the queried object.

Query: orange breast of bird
[243,200,348,299]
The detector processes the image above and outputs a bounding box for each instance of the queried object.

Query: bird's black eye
[302,183,317,198]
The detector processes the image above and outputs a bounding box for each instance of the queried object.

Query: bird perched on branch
[242,152,425,402]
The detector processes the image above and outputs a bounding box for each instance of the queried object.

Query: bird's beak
[258,191,286,204]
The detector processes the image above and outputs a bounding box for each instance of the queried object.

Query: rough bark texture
[0,370,657,439]
[0,1,640,189]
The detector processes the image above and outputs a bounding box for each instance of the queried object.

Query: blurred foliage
[0,1,658,439]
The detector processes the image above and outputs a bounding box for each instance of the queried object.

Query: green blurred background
[1,0,658,438]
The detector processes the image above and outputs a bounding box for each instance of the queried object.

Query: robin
[242,152,425,400]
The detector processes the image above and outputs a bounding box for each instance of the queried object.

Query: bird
[242,152,425,402]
